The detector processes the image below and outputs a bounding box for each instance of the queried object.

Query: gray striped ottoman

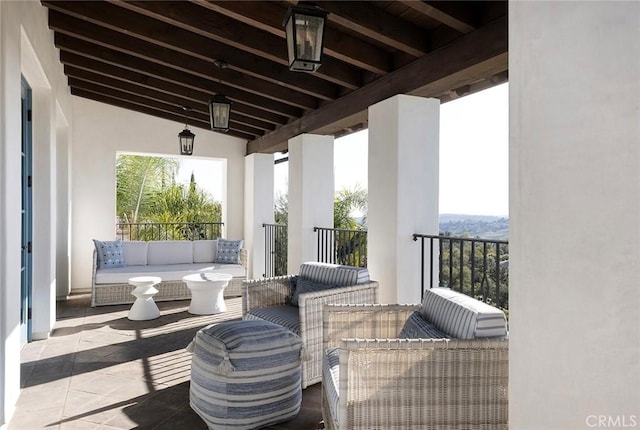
[188,320,304,430]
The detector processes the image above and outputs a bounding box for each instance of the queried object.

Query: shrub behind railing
[314,227,368,268]
[413,234,509,310]
[263,223,288,277]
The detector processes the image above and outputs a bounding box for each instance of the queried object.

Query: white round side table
[183,272,232,315]
[128,276,162,321]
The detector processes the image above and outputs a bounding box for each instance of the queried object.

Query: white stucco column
[30,88,57,340]
[287,134,334,273]
[510,2,640,428]
[368,95,440,304]
[244,153,274,279]
[55,108,71,299]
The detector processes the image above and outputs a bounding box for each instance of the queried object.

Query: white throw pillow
[122,241,148,266]
[147,241,193,265]
[193,240,218,263]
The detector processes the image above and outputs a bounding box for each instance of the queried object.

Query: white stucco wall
[510,1,640,428]
[71,98,247,293]
[0,0,73,425]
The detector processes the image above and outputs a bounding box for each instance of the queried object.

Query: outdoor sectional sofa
[91,239,247,307]
[322,287,509,429]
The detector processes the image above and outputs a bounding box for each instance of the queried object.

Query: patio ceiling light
[209,94,232,132]
[178,106,195,156]
[283,4,328,73]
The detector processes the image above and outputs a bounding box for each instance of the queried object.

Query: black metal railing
[263,223,288,277]
[412,234,509,310]
[116,222,224,241]
[314,227,368,268]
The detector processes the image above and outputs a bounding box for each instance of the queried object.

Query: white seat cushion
[95,263,246,284]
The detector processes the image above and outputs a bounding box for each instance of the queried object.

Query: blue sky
[178,82,508,217]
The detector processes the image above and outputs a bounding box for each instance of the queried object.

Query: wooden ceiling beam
[247,16,507,154]
[48,10,318,111]
[316,1,427,57]
[194,0,391,75]
[69,78,264,137]
[42,1,337,100]
[65,67,275,133]
[53,33,303,119]
[59,52,288,127]
[105,0,361,90]
[400,1,476,34]
[71,88,254,141]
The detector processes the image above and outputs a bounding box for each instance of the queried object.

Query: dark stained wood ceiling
[41,0,508,154]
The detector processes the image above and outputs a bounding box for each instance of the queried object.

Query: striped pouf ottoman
[188,320,304,430]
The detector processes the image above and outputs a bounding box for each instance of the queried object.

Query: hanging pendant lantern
[178,106,195,156]
[209,94,232,132]
[284,5,328,72]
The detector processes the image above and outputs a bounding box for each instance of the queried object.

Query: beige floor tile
[10,294,323,430]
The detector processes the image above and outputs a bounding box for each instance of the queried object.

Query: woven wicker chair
[322,290,509,430]
[242,263,379,388]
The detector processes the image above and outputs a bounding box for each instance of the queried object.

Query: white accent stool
[127,276,161,321]
[183,272,232,315]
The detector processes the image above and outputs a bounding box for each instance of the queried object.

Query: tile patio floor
[8,294,323,430]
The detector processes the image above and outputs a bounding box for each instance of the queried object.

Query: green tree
[334,185,367,229]
[143,180,222,240]
[274,191,288,225]
[116,156,222,240]
[116,155,178,223]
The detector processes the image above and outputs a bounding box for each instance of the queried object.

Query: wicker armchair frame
[242,276,379,388]
[322,304,509,429]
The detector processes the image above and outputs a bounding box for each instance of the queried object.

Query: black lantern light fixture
[178,106,195,156]
[209,94,232,132]
[283,4,328,72]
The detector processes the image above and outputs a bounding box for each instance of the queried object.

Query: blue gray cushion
[398,311,450,339]
[93,239,124,269]
[215,238,243,264]
[189,320,303,430]
[244,306,301,335]
[285,275,299,305]
[420,287,508,339]
[299,262,369,286]
[290,278,337,307]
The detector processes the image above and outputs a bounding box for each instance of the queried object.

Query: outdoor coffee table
[183,272,233,315]
[127,276,161,321]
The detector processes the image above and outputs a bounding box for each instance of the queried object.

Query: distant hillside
[439,214,509,240]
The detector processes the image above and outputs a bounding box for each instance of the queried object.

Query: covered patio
[1,1,639,429]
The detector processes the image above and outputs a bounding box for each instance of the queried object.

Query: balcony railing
[116,222,224,241]
[413,234,509,310]
[314,227,368,268]
[263,223,288,277]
